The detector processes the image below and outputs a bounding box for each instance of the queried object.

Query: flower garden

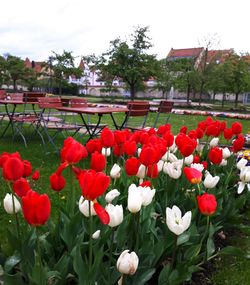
[0,116,250,285]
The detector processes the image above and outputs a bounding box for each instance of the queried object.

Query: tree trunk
[187,84,191,104]
[199,81,204,106]
[130,85,136,101]
[13,79,17,91]
[222,93,225,108]
[212,92,216,104]
[235,93,239,108]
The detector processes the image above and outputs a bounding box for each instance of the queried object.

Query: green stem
[121,274,126,285]
[8,183,20,238]
[108,228,115,284]
[88,200,93,270]
[171,235,178,268]
[69,165,75,217]
[36,227,44,285]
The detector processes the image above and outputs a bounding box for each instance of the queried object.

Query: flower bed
[0,116,250,285]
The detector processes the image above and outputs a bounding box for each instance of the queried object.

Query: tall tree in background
[99,26,159,100]
[49,50,82,95]
[5,55,27,91]
[0,55,7,87]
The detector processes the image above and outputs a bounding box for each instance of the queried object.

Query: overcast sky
[0,0,249,62]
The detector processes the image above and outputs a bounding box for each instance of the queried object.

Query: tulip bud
[136,164,146,179]
[110,164,121,179]
[203,171,220,188]
[222,147,231,159]
[3,193,21,214]
[102,147,111,157]
[209,137,219,147]
[197,193,217,215]
[78,196,96,217]
[220,159,228,166]
[116,250,139,275]
[105,204,123,227]
[105,189,120,203]
[92,230,100,239]
[184,154,194,165]
[127,184,142,213]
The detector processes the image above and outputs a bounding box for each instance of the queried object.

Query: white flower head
[92,230,100,239]
[220,159,228,166]
[190,163,204,173]
[222,147,231,159]
[110,163,121,179]
[105,189,120,203]
[237,158,248,170]
[184,155,194,165]
[116,250,139,275]
[105,204,123,227]
[128,184,142,213]
[163,161,182,179]
[139,186,156,206]
[166,205,192,236]
[3,193,21,214]
[136,164,146,179]
[78,196,96,217]
[203,171,220,189]
[157,160,164,172]
[101,147,111,157]
[237,166,250,194]
[209,137,219,147]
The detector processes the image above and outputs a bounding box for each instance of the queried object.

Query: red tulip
[0,152,21,167]
[232,135,245,153]
[146,164,158,178]
[139,145,159,166]
[124,140,137,156]
[60,137,88,164]
[2,157,24,181]
[23,160,32,177]
[223,128,233,140]
[100,127,115,148]
[197,193,217,216]
[13,178,31,197]
[114,130,126,145]
[180,126,187,134]
[90,151,106,172]
[22,190,51,226]
[50,173,66,192]
[113,143,124,157]
[86,138,102,154]
[232,121,242,135]
[195,128,204,139]
[208,147,223,165]
[183,167,202,184]
[176,133,197,157]
[140,180,152,188]
[32,170,40,181]
[125,157,140,176]
[193,155,200,163]
[93,202,110,224]
[163,132,174,147]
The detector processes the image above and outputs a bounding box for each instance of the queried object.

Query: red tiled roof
[206,49,233,64]
[167,47,204,59]
[79,59,85,69]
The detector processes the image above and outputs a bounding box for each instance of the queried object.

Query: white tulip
[101,147,111,157]
[137,147,142,156]
[105,189,120,203]
[166,205,192,236]
[139,186,156,206]
[136,164,146,179]
[190,163,204,172]
[163,162,182,179]
[220,159,228,166]
[162,150,178,162]
[184,155,194,165]
[237,166,250,194]
[157,160,164,172]
[3,193,21,214]
[237,158,248,170]
[116,250,139,275]
[222,147,231,159]
[79,196,96,217]
[209,137,219,147]
[92,230,100,239]
[105,204,123,227]
[203,171,220,188]
[110,164,121,179]
[127,184,142,213]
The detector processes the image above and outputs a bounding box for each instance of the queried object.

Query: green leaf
[177,233,190,246]
[131,268,156,285]
[218,246,250,259]
[184,244,202,260]
[206,237,215,258]
[158,264,171,285]
[4,254,21,273]
[3,272,27,285]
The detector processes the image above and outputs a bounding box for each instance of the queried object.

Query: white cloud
[0,0,249,61]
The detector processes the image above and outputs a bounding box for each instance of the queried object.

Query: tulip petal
[93,202,110,224]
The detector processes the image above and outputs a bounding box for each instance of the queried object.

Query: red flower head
[139,145,159,166]
[205,122,220,137]
[197,193,217,216]
[124,140,137,156]
[114,130,126,145]
[61,137,88,164]
[138,131,150,145]
[193,155,200,163]
[157,124,171,136]
[223,128,233,140]
[32,170,40,181]
[50,173,66,192]
[100,127,115,148]
[2,156,24,181]
[232,121,242,135]
[146,164,158,178]
[232,135,245,153]
[184,167,202,184]
[13,178,31,197]
[90,151,106,172]
[125,157,140,176]
[0,152,21,168]
[208,147,223,165]
[195,128,204,139]
[140,180,152,188]
[78,170,110,224]
[180,126,187,134]
[23,160,32,177]
[86,139,102,154]
[188,130,197,140]
[22,190,51,226]
[220,121,226,132]
[176,133,197,157]
[113,143,125,157]
[163,132,174,147]
[201,161,208,170]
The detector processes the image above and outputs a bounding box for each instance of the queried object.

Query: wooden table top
[57,106,128,115]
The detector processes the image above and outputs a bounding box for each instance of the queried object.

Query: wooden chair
[121,101,150,130]
[153,100,173,128]
[38,97,82,150]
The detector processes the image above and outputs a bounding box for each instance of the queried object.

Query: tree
[5,55,27,91]
[49,50,82,95]
[0,55,7,87]
[98,26,159,100]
